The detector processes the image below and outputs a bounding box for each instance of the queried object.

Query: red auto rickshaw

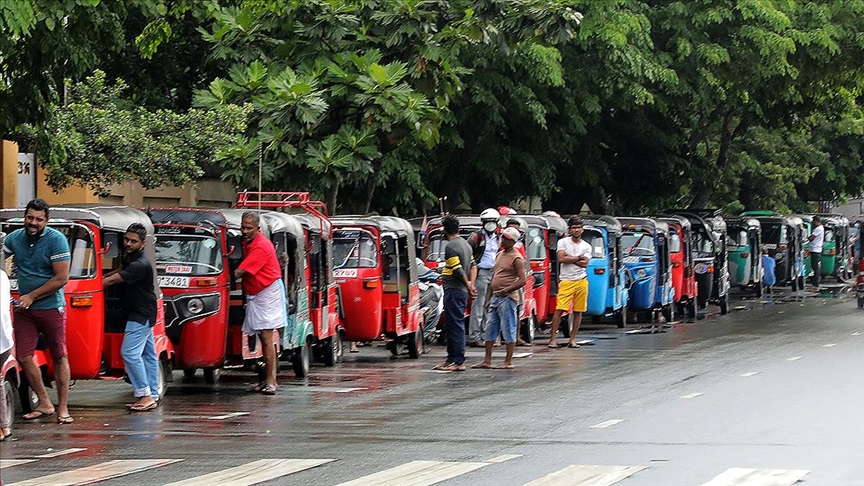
[235,192,343,372]
[146,208,232,383]
[332,216,425,358]
[657,215,698,318]
[0,206,174,412]
[520,213,568,327]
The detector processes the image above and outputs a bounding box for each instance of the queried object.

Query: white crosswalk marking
[7,459,182,486]
[0,459,36,469]
[700,468,809,486]
[164,458,334,486]
[336,460,489,486]
[522,465,647,486]
[590,419,623,429]
[35,448,87,458]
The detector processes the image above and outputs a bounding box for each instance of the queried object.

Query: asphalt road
[1,288,862,486]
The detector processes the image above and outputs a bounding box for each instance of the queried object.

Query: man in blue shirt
[2,199,72,424]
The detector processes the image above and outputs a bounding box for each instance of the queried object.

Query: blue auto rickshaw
[582,216,629,327]
[618,217,675,322]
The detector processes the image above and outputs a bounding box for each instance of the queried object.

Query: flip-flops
[567,343,580,348]
[547,342,560,349]
[23,409,55,421]
[260,384,277,395]
[128,402,157,412]
[57,415,75,423]
[470,362,494,369]
[494,364,515,369]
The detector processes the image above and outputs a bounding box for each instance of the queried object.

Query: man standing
[547,216,592,349]
[433,215,477,372]
[467,208,501,346]
[2,199,72,423]
[472,227,526,370]
[104,223,160,411]
[808,216,824,289]
[235,212,284,395]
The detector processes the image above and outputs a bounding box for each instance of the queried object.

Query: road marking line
[786,356,803,361]
[522,465,646,486]
[35,448,87,458]
[512,352,533,358]
[823,343,837,347]
[590,420,624,429]
[700,467,809,486]
[314,387,365,393]
[680,392,704,399]
[0,460,36,469]
[7,459,182,486]
[741,372,760,377]
[485,454,522,463]
[853,332,861,336]
[336,460,489,486]
[208,412,250,420]
[164,458,334,486]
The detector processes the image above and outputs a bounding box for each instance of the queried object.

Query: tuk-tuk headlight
[636,268,647,278]
[187,298,205,315]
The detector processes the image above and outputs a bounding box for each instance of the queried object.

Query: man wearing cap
[548,216,592,349]
[471,227,526,369]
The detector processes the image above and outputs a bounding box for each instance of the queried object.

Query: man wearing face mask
[467,208,501,347]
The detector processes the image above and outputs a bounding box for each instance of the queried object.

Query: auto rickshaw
[794,214,814,280]
[146,208,232,383]
[0,205,174,411]
[816,214,851,281]
[331,216,425,358]
[0,236,22,421]
[234,192,343,373]
[725,217,763,296]
[618,217,675,322]
[655,215,698,317]
[696,210,731,314]
[520,214,567,327]
[582,216,629,327]
[741,212,805,290]
[668,211,723,312]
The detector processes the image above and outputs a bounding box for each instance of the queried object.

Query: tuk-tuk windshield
[2,223,96,281]
[692,227,715,258]
[333,229,378,268]
[425,229,446,262]
[155,235,223,275]
[581,230,607,258]
[622,230,655,256]
[526,227,547,261]
[824,228,835,242]
[761,223,787,245]
[728,229,748,247]
[669,232,682,253]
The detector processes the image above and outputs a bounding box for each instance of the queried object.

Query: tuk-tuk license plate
[158,276,190,288]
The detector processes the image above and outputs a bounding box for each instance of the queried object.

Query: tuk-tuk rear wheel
[203,367,220,384]
[755,281,763,297]
[686,299,697,319]
[407,330,422,359]
[4,374,18,424]
[322,333,343,367]
[719,293,729,315]
[662,304,674,323]
[520,314,536,343]
[614,305,627,328]
[17,373,41,415]
[292,341,311,378]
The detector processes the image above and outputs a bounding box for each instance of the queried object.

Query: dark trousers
[811,252,821,286]
[444,288,468,365]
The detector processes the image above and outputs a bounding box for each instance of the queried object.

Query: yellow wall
[1,140,19,208]
[35,162,99,205]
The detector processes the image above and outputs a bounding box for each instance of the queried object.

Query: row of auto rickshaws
[1,198,859,414]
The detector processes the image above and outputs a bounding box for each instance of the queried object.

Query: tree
[21,71,249,194]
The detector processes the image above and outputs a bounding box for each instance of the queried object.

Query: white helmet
[480,208,500,222]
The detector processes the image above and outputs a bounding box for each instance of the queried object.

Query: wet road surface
[1,288,862,485]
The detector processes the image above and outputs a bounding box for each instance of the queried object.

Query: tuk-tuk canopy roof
[740,210,782,217]
[583,215,623,237]
[816,213,850,226]
[218,208,272,237]
[652,214,692,232]
[261,212,305,238]
[725,217,762,230]
[332,215,417,247]
[520,214,568,235]
[618,217,669,235]
[146,208,228,228]
[0,205,153,234]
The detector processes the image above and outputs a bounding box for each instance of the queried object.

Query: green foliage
[23,71,249,194]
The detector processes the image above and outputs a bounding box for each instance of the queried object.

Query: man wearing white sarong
[234,212,284,395]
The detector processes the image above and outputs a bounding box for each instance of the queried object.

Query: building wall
[1,140,18,208]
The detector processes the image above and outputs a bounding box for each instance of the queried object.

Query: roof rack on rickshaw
[235,191,330,237]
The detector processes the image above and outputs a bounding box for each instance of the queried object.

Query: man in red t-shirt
[234,211,284,395]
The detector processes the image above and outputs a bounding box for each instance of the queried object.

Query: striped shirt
[442,236,475,291]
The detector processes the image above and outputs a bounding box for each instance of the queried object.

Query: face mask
[484,222,498,233]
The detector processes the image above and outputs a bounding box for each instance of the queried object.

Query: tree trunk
[326,182,339,214]
[689,110,735,209]
[363,159,383,214]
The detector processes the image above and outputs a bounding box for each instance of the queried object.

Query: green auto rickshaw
[726,217,763,296]
[816,214,851,281]
[794,214,814,280]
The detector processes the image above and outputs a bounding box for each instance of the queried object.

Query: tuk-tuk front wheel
[203,367,220,384]
[156,359,170,399]
[407,329,423,359]
[292,341,311,378]
[755,281,763,297]
[662,304,674,323]
[4,374,19,424]
[17,372,42,415]
[719,292,729,315]
[614,305,627,328]
[686,299,697,319]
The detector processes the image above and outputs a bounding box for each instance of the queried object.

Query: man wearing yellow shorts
[548,216,592,348]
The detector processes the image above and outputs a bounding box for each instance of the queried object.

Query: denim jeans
[485,296,518,343]
[121,321,160,400]
[444,288,468,365]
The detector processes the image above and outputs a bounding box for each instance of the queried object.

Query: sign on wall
[17,153,35,207]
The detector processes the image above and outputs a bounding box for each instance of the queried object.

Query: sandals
[260,384,277,395]
[471,362,494,369]
[567,342,580,348]
[23,409,55,421]
[57,415,75,423]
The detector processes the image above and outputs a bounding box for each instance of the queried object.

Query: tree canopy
[2,0,862,215]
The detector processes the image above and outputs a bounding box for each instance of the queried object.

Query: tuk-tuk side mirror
[103,233,119,259]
